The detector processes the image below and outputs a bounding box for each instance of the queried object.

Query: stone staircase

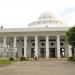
[27,57,68,61]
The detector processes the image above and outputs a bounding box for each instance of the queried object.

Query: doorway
[49,48,55,57]
[31,48,35,57]
[22,48,24,57]
[40,48,46,57]
[60,48,65,57]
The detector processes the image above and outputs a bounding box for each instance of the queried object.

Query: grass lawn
[0,60,13,65]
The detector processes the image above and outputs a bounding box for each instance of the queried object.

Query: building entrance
[22,48,24,57]
[40,48,46,57]
[31,48,35,57]
[60,48,65,57]
[49,48,55,57]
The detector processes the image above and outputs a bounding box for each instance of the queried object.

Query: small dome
[38,12,56,20]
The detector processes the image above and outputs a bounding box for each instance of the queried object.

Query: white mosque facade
[0,12,73,59]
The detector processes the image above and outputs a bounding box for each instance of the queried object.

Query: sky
[0,0,75,28]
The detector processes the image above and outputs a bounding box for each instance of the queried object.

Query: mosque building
[0,12,72,59]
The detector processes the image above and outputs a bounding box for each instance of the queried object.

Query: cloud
[59,7,75,16]
[56,1,75,26]
[0,0,75,27]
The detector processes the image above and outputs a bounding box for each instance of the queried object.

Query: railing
[0,47,17,57]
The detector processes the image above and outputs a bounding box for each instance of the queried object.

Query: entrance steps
[28,58,67,61]
[0,57,67,61]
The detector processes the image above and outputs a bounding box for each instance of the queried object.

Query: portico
[0,31,72,59]
[25,35,69,59]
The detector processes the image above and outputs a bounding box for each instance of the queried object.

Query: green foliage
[66,26,75,56]
[20,57,28,61]
[9,57,15,61]
[67,56,75,62]
[66,26,75,46]
[0,60,13,65]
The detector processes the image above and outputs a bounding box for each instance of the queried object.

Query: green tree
[66,26,75,56]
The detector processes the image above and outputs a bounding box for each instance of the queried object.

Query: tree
[66,26,75,56]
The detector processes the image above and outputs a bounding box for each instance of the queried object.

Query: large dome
[28,12,65,27]
[38,12,56,20]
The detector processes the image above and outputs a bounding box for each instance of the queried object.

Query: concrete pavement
[0,61,75,75]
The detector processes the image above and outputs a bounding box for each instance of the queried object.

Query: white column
[13,36,17,57]
[35,36,38,58]
[3,36,6,47]
[13,36,16,48]
[24,36,27,58]
[57,35,61,58]
[68,44,72,57]
[46,35,49,59]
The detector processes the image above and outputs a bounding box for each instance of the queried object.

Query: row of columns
[33,35,61,59]
[2,36,17,57]
[3,36,17,48]
[2,35,72,58]
[33,35,72,59]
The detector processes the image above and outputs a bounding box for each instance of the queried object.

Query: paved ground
[0,61,75,75]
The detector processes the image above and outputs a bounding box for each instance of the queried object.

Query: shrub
[9,57,15,61]
[67,56,75,62]
[20,57,28,61]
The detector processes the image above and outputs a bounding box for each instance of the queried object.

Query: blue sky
[0,0,75,28]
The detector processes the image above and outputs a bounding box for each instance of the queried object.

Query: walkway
[0,61,75,75]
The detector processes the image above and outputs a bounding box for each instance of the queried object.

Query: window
[21,40,24,42]
[49,39,56,41]
[32,43,35,46]
[31,40,35,42]
[17,40,19,42]
[40,39,45,41]
[51,43,54,46]
[41,43,45,46]
[60,43,64,46]
[60,39,65,41]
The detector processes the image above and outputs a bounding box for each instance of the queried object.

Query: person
[34,49,38,61]
[34,56,37,61]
